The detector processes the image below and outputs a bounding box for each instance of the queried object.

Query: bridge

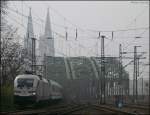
[44,56,128,103]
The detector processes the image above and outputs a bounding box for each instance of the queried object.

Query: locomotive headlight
[29,91,36,95]
[32,92,36,95]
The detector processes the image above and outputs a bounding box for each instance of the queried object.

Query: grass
[0,84,17,112]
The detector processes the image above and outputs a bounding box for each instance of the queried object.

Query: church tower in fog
[24,8,34,57]
[39,8,54,59]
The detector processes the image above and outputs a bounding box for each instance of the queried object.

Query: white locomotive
[14,74,63,104]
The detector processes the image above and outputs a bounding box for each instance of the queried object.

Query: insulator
[66,31,68,40]
[98,31,101,38]
[112,31,114,40]
[75,28,77,40]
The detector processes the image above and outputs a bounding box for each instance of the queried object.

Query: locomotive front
[14,75,39,104]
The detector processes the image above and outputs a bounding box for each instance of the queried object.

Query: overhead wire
[5,6,96,41]
[4,3,149,58]
[6,5,149,42]
[8,4,103,56]
[122,28,149,51]
[5,7,97,57]
[6,2,150,40]
[7,11,66,56]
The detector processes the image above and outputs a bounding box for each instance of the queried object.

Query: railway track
[124,104,149,109]
[106,103,149,114]
[1,103,80,115]
[122,104,149,115]
[92,104,137,115]
[2,103,149,115]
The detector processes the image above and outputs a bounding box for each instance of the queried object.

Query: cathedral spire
[26,7,34,39]
[24,8,35,71]
[24,7,34,54]
[45,8,52,38]
[38,7,54,58]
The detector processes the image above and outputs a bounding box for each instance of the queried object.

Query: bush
[0,84,16,112]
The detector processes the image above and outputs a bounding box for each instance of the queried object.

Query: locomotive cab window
[17,78,34,88]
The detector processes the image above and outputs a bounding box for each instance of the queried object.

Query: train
[14,74,63,104]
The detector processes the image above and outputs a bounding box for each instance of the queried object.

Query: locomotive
[14,74,63,104]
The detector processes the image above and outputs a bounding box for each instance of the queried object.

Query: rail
[1,103,149,115]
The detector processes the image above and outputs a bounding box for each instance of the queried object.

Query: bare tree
[0,1,28,85]
[1,26,28,85]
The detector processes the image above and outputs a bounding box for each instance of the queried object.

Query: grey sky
[6,1,149,79]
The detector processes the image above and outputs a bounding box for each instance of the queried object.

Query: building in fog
[24,8,34,57]
[24,8,34,71]
[39,8,54,62]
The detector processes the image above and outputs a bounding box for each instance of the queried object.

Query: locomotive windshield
[17,78,34,88]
